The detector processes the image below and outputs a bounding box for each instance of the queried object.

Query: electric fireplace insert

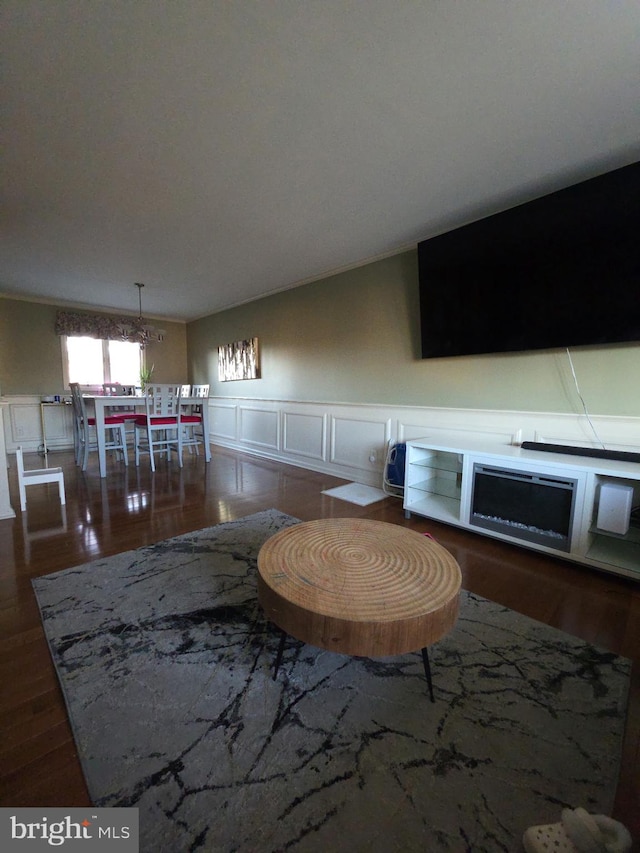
[470,464,578,552]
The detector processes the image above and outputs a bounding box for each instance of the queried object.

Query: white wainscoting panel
[210,401,238,441]
[2,398,74,453]
[330,415,392,473]
[206,397,640,488]
[10,404,43,443]
[238,405,279,451]
[282,411,327,462]
[1,397,77,454]
[399,415,517,447]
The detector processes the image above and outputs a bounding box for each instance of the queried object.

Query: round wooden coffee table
[257,518,462,700]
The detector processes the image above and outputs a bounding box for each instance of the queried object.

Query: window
[61,336,141,388]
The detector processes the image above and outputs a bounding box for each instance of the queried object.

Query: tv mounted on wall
[418,161,639,359]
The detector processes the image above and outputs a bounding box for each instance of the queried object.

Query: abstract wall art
[218,337,261,381]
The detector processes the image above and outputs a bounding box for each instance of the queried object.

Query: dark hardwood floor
[1,446,638,844]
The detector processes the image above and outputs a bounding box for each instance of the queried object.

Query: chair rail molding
[207,396,640,488]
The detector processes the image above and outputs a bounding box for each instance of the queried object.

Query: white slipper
[523,807,632,853]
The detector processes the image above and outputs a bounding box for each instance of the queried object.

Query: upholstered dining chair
[69,383,129,471]
[181,384,209,456]
[134,384,183,472]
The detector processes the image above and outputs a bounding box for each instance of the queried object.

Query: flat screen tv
[418,161,639,359]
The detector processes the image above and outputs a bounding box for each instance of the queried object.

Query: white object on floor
[16,445,66,512]
[322,483,388,506]
[523,807,632,853]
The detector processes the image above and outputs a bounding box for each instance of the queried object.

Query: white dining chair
[103,383,136,397]
[102,383,122,396]
[102,383,139,440]
[70,383,129,471]
[134,384,183,472]
[181,384,209,456]
[16,446,66,511]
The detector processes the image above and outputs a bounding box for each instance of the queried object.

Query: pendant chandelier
[120,282,165,348]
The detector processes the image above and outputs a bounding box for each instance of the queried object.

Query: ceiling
[2,1,639,323]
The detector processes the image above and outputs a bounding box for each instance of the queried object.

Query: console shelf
[403,437,640,581]
[586,535,640,574]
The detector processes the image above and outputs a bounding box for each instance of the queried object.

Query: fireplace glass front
[470,464,578,551]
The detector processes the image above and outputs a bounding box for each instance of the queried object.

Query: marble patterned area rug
[32,510,631,853]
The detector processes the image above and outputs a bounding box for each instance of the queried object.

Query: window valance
[55,310,128,340]
[55,310,164,345]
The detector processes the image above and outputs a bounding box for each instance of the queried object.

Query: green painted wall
[187,249,640,416]
[0,297,188,395]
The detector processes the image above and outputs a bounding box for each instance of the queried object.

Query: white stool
[16,446,66,512]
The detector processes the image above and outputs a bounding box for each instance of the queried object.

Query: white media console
[403,437,640,580]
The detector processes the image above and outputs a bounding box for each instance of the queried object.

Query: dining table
[84,394,211,477]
